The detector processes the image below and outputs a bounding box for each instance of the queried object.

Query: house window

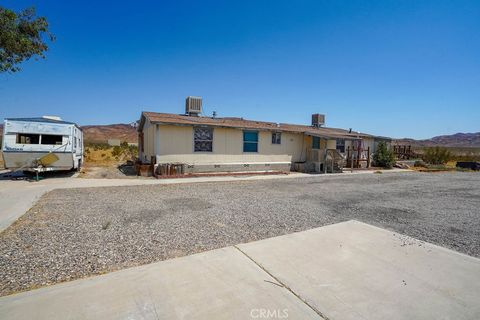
[243,131,258,152]
[16,133,40,144]
[41,134,63,145]
[194,127,213,152]
[312,136,320,149]
[272,132,281,144]
[336,139,345,153]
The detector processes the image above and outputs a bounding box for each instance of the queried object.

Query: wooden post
[356,146,360,168]
[351,146,354,172]
[347,146,350,167]
[323,141,327,174]
[367,146,370,168]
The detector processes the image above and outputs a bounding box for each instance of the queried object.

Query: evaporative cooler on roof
[185,96,202,116]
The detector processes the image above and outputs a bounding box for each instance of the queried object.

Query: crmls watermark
[250,308,289,319]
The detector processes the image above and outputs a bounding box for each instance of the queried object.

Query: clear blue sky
[1,0,479,139]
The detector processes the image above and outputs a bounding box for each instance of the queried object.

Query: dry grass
[84,147,118,167]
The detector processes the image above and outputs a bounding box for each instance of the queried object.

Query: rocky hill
[394,132,480,148]
[81,123,137,143]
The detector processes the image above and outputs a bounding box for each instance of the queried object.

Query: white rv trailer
[1,116,83,171]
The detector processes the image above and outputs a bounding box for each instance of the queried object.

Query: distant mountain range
[81,123,137,143]
[394,132,480,148]
[0,122,478,147]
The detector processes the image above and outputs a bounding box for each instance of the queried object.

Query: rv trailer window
[41,135,63,145]
[194,127,213,152]
[16,134,40,144]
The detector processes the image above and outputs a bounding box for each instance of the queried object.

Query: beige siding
[158,124,193,155]
[141,118,156,162]
[326,139,336,149]
[212,128,243,155]
[155,124,306,164]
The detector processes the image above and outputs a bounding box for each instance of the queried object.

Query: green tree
[0,6,54,73]
[373,141,395,168]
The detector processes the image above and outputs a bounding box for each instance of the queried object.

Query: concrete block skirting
[183,162,291,173]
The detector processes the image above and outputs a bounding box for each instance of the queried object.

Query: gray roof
[5,117,79,126]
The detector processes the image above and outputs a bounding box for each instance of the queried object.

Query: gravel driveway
[1,171,479,296]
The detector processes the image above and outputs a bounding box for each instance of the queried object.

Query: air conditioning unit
[186,96,202,116]
[311,114,325,127]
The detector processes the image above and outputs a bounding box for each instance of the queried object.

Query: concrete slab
[0,247,320,320]
[237,220,480,320]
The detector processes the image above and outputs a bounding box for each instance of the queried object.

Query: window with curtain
[336,139,345,153]
[194,127,213,152]
[243,131,258,152]
[271,132,281,144]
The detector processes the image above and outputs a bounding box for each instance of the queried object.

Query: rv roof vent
[311,114,325,127]
[185,96,202,116]
[42,115,62,121]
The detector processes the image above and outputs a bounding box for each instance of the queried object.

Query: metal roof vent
[185,96,202,116]
[311,114,325,127]
[42,115,62,121]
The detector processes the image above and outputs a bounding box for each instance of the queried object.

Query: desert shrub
[423,147,452,165]
[414,160,426,167]
[109,142,138,160]
[452,151,480,162]
[127,144,138,158]
[111,146,122,157]
[373,141,395,168]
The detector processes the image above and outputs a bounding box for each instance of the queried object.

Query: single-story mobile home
[138,97,391,174]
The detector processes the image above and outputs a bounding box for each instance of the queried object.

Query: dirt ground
[79,164,139,179]
[81,145,139,179]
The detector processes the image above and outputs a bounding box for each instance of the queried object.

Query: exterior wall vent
[311,114,325,127]
[185,96,202,116]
